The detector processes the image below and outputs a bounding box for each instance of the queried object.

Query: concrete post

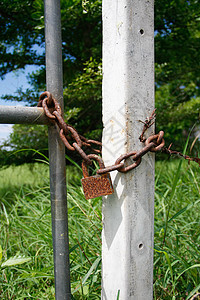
[102,0,155,299]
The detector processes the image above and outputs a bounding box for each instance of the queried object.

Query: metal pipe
[0,106,51,125]
[44,0,71,299]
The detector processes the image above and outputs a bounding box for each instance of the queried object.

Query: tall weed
[0,163,101,299]
[154,159,200,299]
[0,159,200,299]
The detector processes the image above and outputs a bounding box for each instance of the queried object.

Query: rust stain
[81,173,114,200]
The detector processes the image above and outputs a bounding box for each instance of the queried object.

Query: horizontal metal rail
[0,106,51,125]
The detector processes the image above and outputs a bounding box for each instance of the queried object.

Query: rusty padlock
[81,154,114,199]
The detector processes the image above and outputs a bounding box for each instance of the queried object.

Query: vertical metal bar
[102,0,154,299]
[44,1,71,299]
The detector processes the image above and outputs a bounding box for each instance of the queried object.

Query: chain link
[38,92,200,173]
[145,131,165,152]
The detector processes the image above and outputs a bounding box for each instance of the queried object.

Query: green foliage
[0,125,49,166]
[8,125,48,150]
[63,58,102,138]
[0,0,200,156]
[155,0,200,83]
[0,163,49,199]
[154,160,200,299]
[155,83,200,151]
[1,252,31,268]
[154,0,200,151]
[0,160,200,298]
[0,58,102,166]
[0,0,45,78]
[0,162,101,299]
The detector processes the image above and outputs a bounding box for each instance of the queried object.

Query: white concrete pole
[102,0,154,299]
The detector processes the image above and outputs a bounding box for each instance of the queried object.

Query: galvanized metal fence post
[0,1,71,298]
[102,0,155,299]
[44,0,71,299]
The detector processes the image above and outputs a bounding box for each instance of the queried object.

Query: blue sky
[0,66,39,144]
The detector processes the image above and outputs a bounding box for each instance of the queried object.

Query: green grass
[0,163,49,200]
[0,163,101,299]
[154,159,200,299]
[0,159,200,299]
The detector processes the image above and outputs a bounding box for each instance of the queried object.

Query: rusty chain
[38,92,101,165]
[38,92,200,173]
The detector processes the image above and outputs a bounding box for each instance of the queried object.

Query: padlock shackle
[82,154,105,178]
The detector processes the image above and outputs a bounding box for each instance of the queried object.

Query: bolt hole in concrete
[140,29,144,35]
[139,243,144,249]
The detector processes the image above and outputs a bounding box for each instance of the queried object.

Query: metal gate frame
[0,0,155,299]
